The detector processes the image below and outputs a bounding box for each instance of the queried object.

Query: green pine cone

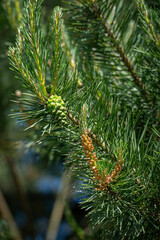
[47,95,67,124]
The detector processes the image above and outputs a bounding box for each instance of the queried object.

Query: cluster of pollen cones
[81,130,124,191]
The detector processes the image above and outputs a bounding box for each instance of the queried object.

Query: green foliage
[8,0,160,239]
[64,0,160,123]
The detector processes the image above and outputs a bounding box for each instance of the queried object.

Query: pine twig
[0,190,23,240]
[50,9,62,95]
[30,1,47,97]
[137,0,160,47]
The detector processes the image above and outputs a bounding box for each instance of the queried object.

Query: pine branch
[8,0,49,101]
[137,0,160,48]
[80,126,155,217]
[29,0,47,96]
[64,0,160,123]
[85,0,153,105]
[50,7,63,94]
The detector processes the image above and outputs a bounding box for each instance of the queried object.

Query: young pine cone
[47,94,67,124]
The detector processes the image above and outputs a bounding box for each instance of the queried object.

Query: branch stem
[46,170,71,240]
[0,190,23,240]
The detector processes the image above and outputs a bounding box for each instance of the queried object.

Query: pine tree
[8,0,160,239]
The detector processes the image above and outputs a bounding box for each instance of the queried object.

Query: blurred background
[0,1,88,239]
